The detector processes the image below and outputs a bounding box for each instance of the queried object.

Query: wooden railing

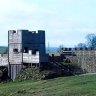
[23,53,39,63]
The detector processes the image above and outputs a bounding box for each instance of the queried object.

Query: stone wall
[73,50,96,73]
[63,48,96,73]
[0,54,8,66]
[50,48,96,73]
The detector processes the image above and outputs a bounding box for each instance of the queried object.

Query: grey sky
[0,0,96,47]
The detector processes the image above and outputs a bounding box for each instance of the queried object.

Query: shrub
[0,70,3,77]
[0,66,8,82]
[15,67,43,81]
[15,67,60,81]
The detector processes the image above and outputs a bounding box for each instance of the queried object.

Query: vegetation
[0,46,7,54]
[15,67,60,81]
[0,66,8,82]
[76,33,96,48]
[86,34,96,48]
[16,61,83,81]
[0,75,96,96]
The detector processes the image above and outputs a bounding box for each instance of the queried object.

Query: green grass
[0,75,96,96]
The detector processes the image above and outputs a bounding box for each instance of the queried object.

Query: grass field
[0,75,96,96]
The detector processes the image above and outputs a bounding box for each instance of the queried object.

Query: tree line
[77,34,96,48]
[57,33,96,52]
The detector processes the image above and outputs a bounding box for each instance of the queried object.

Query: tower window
[13,49,18,53]
[13,31,16,33]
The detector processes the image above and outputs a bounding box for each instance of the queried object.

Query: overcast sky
[0,0,96,47]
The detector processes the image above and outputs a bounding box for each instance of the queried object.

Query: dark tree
[86,34,96,48]
[76,43,87,48]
